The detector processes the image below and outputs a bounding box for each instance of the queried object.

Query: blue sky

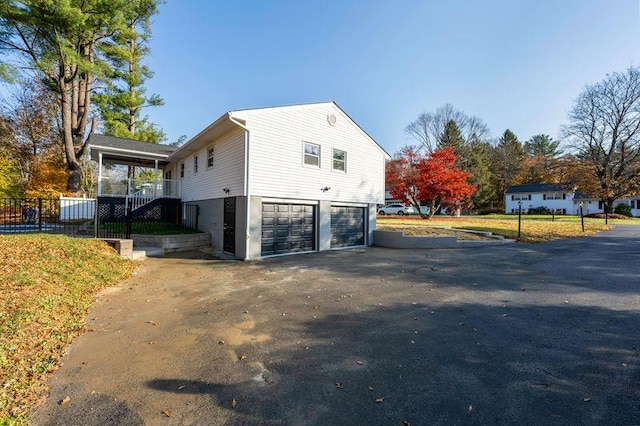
[144,0,640,154]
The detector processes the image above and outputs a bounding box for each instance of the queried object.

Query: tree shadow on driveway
[147,301,640,425]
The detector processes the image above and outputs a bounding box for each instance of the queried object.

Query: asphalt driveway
[31,226,640,425]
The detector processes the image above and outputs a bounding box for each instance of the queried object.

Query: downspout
[228,114,251,258]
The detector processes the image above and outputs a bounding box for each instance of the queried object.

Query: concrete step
[131,246,164,260]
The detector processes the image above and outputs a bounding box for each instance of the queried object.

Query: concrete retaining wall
[132,233,211,252]
[373,230,458,249]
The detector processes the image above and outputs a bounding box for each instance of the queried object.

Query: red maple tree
[386,147,476,218]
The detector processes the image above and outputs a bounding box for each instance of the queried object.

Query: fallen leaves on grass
[377,216,613,243]
[0,235,137,422]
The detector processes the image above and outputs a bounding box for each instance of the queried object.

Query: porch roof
[89,134,178,167]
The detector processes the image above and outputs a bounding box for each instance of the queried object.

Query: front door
[223,197,235,255]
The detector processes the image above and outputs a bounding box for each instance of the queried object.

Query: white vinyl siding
[237,103,386,204]
[174,128,246,202]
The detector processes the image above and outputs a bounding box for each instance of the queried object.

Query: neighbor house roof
[506,183,573,194]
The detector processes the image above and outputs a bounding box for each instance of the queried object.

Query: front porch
[90,134,181,205]
[87,135,199,239]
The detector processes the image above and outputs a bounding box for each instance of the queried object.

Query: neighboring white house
[506,183,640,216]
[506,184,577,214]
[161,101,390,259]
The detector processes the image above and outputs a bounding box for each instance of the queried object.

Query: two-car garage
[260,202,366,257]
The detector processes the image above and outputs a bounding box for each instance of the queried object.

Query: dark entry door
[223,197,235,255]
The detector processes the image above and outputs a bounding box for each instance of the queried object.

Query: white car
[378,204,413,215]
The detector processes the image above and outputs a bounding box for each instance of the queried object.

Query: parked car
[378,204,413,215]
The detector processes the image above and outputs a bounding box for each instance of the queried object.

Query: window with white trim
[332,149,346,172]
[545,193,563,200]
[303,142,320,167]
[207,146,214,168]
[193,155,199,174]
[512,194,529,201]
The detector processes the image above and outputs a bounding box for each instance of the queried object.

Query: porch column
[97,152,103,196]
[154,159,159,197]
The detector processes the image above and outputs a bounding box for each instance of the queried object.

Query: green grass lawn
[0,235,137,425]
[377,213,639,242]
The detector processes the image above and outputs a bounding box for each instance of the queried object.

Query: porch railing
[98,177,181,198]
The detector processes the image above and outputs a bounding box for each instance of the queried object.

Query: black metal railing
[0,197,199,239]
[96,197,199,239]
[0,198,95,236]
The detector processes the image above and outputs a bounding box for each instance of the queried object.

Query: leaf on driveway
[146,320,157,325]
[468,405,473,413]
[177,385,185,390]
[239,354,247,361]
[375,397,384,403]
[335,382,343,389]
[356,360,364,365]
[583,398,591,402]
[59,396,71,406]
[231,399,237,409]
[368,385,375,391]
[163,409,172,417]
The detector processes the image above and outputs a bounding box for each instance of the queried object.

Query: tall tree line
[402,107,579,211]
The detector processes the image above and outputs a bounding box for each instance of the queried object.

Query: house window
[180,163,185,178]
[193,155,199,174]
[545,193,563,200]
[512,194,530,201]
[332,149,346,172]
[207,146,214,168]
[165,170,172,180]
[303,142,320,167]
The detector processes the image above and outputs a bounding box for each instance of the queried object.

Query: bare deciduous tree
[563,66,640,213]
[405,103,490,153]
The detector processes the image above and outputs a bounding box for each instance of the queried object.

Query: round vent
[327,113,337,126]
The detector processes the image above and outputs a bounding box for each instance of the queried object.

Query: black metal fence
[0,197,95,236]
[96,197,199,239]
[0,197,199,239]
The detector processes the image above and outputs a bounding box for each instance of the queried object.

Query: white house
[157,101,389,259]
[505,183,640,216]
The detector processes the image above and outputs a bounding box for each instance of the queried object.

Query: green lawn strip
[0,235,137,424]
[377,215,615,242]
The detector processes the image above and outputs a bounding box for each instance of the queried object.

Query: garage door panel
[262,203,316,256]
[331,206,365,248]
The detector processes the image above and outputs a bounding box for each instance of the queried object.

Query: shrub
[527,206,552,215]
[614,203,632,217]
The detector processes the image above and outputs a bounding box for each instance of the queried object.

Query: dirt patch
[376,224,494,240]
